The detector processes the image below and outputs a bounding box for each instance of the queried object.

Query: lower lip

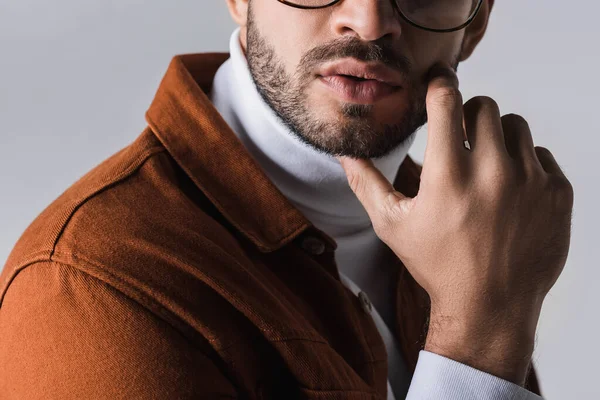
[319,75,400,104]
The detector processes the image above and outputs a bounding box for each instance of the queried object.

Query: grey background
[1,1,597,398]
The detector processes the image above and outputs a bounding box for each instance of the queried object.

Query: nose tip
[331,0,403,42]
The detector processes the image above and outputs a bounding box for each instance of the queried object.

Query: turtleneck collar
[209,28,416,239]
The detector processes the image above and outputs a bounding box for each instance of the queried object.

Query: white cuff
[405,350,543,400]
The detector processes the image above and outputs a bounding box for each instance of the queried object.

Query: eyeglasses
[277,0,484,33]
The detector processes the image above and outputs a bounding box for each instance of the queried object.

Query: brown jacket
[0,53,541,399]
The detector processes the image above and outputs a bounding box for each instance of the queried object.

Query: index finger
[337,156,398,218]
[424,63,467,167]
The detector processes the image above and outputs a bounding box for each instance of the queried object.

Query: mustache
[296,37,412,80]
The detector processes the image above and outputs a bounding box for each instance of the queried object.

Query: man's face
[241,0,479,159]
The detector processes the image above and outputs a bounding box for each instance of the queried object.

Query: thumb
[337,156,412,222]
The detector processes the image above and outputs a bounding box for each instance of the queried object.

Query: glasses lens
[396,0,480,30]
[280,0,480,31]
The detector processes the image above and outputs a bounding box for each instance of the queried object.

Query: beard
[245,7,460,160]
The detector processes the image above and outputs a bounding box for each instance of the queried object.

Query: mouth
[336,74,376,82]
[317,58,404,104]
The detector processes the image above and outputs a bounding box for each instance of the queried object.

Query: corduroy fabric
[0,53,540,399]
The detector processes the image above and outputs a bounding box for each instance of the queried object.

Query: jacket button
[358,291,372,314]
[301,236,326,255]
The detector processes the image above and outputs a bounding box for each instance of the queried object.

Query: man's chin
[306,100,411,129]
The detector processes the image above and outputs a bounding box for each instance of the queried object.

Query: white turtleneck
[208,28,543,400]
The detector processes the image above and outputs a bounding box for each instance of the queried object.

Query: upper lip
[318,58,405,87]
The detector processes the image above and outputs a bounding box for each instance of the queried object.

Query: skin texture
[337,65,574,386]
[225,0,492,159]
[226,0,575,388]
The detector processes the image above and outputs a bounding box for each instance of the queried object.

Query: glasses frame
[276,0,484,33]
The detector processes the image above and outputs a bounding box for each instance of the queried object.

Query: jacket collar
[145,53,422,253]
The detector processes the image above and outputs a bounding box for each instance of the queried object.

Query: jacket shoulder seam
[2,258,210,351]
[1,144,165,305]
[48,145,166,262]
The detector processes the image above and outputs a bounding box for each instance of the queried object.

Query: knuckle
[465,95,500,114]
[428,86,463,107]
[428,162,467,191]
[480,159,514,188]
[529,168,549,189]
[534,145,551,156]
[502,113,528,124]
[564,179,575,199]
[549,176,575,208]
[501,113,530,130]
[346,171,363,195]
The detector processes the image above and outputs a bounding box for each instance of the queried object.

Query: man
[0,0,573,398]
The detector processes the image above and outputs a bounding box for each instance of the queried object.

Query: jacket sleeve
[0,261,238,400]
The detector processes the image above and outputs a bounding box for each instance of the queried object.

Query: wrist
[424,303,540,386]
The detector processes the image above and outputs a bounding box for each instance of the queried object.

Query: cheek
[254,4,330,77]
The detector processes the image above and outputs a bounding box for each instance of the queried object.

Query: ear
[458,0,495,62]
[225,0,249,27]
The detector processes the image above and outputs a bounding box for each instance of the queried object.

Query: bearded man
[0,0,574,399]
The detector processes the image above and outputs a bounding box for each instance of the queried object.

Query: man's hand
[337,63,574,386]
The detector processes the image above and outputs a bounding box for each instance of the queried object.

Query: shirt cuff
[405,350,543,400]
